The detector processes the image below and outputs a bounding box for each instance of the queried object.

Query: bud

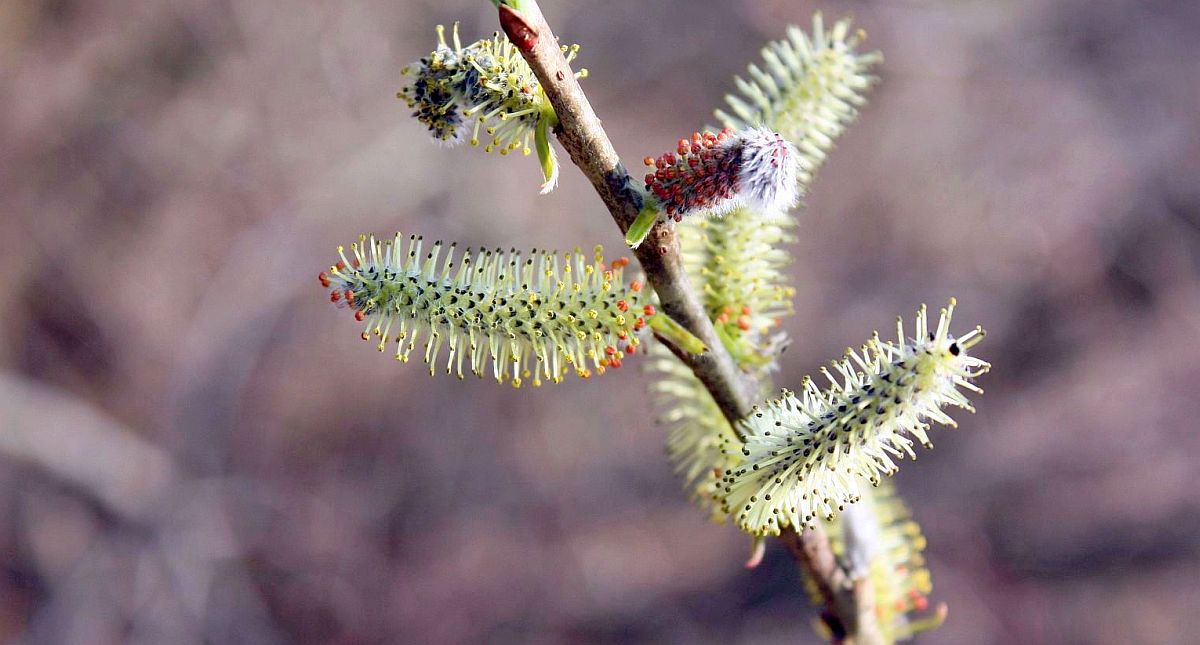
[643,127,800,222]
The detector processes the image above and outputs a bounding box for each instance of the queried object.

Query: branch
[497,2,756,427]
[780,525,884,644]
[494,3,878,642]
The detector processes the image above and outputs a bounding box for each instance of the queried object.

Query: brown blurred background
[2,0,1199,642]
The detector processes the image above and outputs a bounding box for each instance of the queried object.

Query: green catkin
[647,343,741,521]
[319,234,651,388]
[682,212,795,369]
[720,301,988,536]
[715,13,882,189]
[398,24,587,191]
[809,481,942,643]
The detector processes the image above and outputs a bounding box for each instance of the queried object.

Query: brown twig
[498,3,756,427]
[494,2,878,642]
[780,525,884,644]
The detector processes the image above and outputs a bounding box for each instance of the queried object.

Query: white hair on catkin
[643,127,799,222]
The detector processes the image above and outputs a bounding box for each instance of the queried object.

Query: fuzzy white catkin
[643,128,800,222]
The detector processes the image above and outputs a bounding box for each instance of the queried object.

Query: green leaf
[535,115,559,194]
[624,203,659,248]
[648,314,708,356]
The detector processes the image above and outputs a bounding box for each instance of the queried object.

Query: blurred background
[2,0,1199,642]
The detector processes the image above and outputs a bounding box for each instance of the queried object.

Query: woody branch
[492,2,881,642]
